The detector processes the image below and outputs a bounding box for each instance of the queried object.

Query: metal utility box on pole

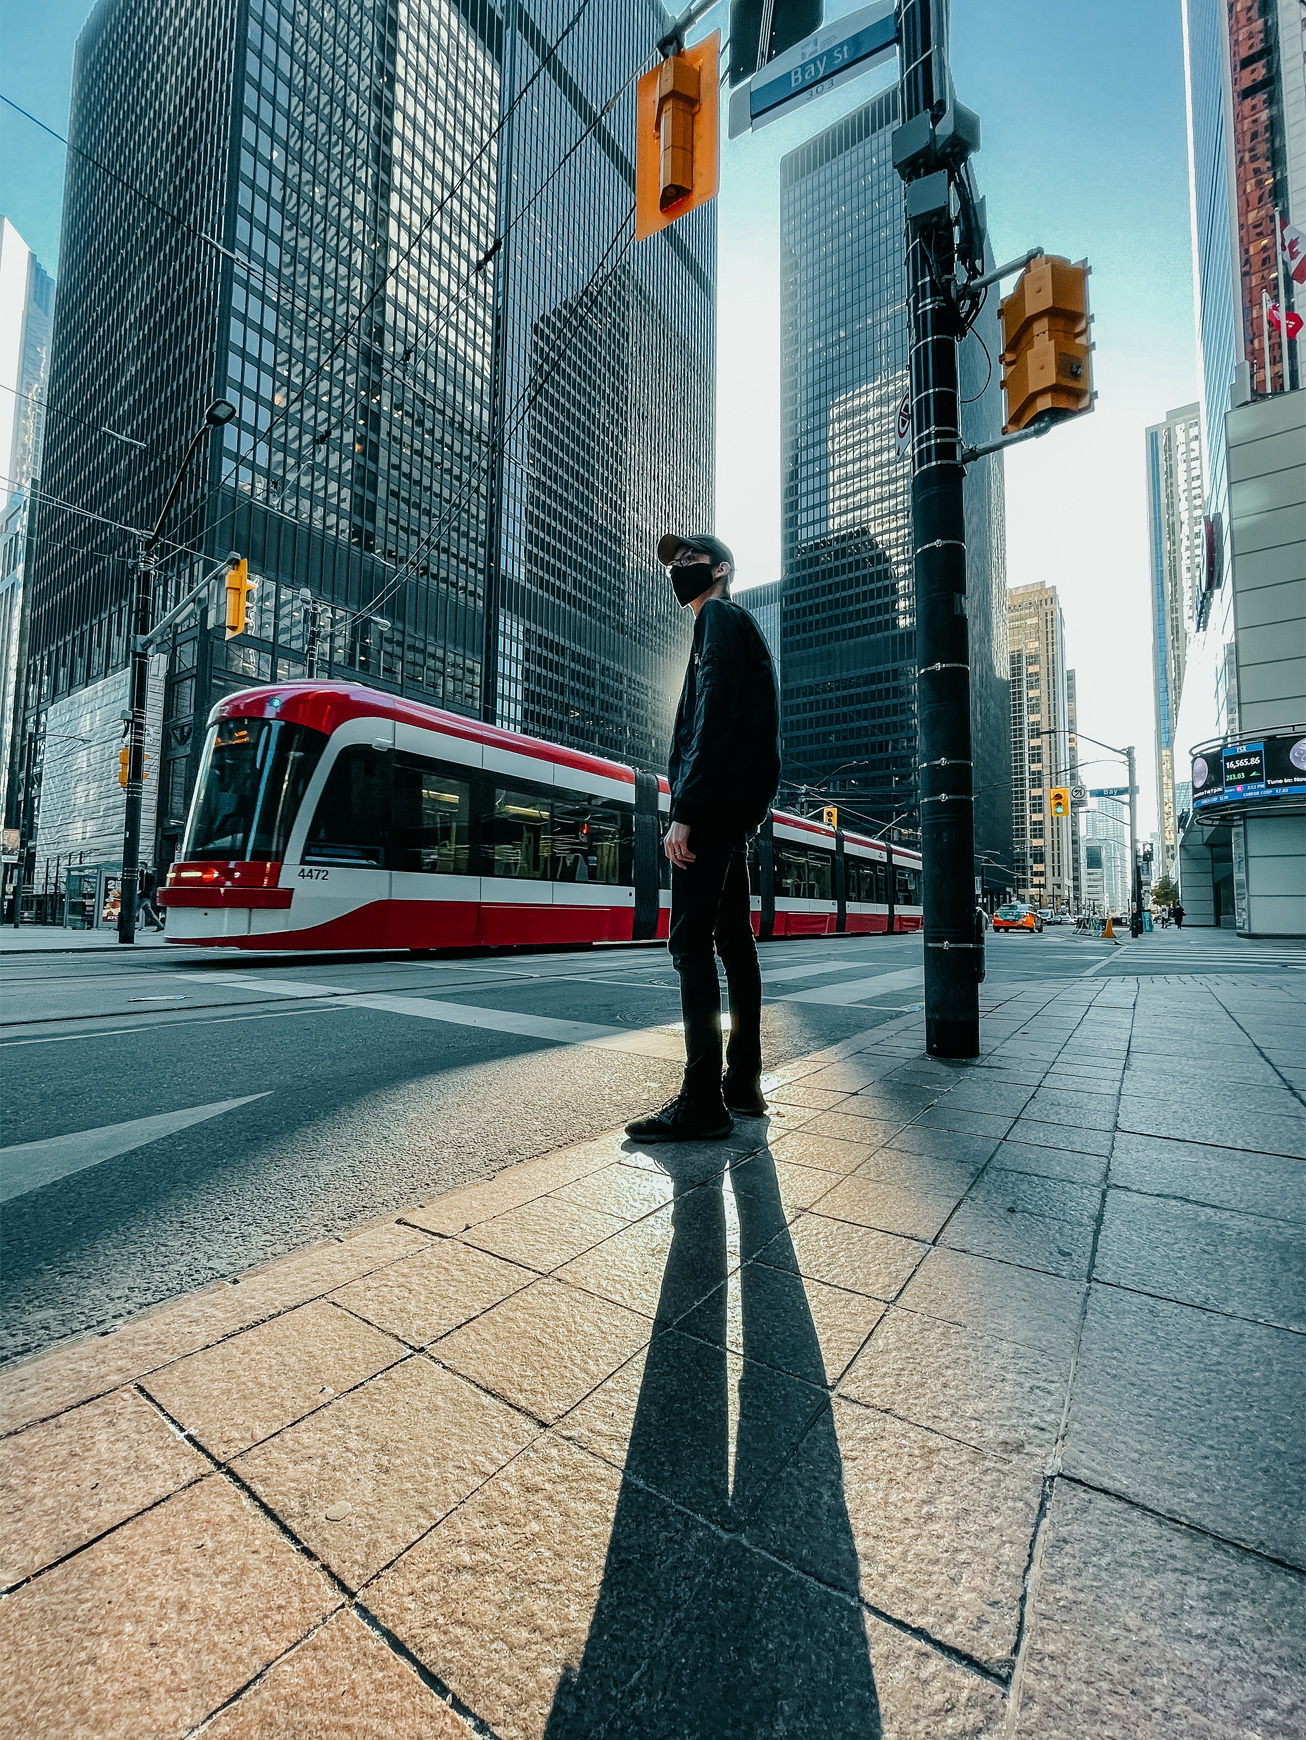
[892,0,982,1057]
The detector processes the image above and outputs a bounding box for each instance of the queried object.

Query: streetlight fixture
[118,397,237,944]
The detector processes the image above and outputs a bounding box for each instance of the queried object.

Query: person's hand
[664,822,695,868]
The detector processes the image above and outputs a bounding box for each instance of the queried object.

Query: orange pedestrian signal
[224,557,255,640]
[1050,787,1070,817]
[999,256,1093,434]
[119,746,130,788]
[822,806,838,829]
[635,34,720,241]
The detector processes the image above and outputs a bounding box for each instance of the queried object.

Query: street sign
[728,0,896,138]
[1088,786,1137,798]
[1069,782,1088,808]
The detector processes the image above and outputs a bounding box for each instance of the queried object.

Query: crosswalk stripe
[778,967,924,1005]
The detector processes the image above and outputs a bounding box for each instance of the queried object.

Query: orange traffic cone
[1103,916,1115,939]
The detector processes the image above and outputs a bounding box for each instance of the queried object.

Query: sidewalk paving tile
[1021,1088,1118,1132]
[0,1475,335,1740]
[940,1173,1101,1280]
[143,1301,404,1461]
[839,1306,1069,1461]
[431,1277,650,1424]
[328,1238,535,1348]
[675,1262,886,1386]
[0,1385,208,1586]
[756,1211,926,1301]
[553,1161,675,1221]
[0,1222,427,1436]
[935,1082,1037,1117]
[767,1129,880,1175]
[202,1609,469,1739]
[810,1164,972,1242]
[365,1432,707,1740]
[986,1140,1108,1188]
[882,1126,1004,1167]
[746,1397,1043,1672]
[554,1189,747,1321]
[1064,1284,1306,1567]
[235,1356,538,1589]
[797,1108,910,1147]
[727,1148,846,1213]
[765,1082,849,1111]
[1108,1130,1306,1222]
[1117,1097,1306,1160]
[798,1060,893,1092]
[460,1194,628,1274]
[553,1328,827,1526]
[1013,1482,1306,1739]
[1003,1117,1114,1158]
[896,1247,1085,1357]
[909,1105,1016,1140]
[1094,1189,1305,1330]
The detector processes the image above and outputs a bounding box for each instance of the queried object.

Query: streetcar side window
[775,845,833,899]
[304,746,389,867]
[551,793,630,885]
[392,754,470,875]
[807,850,833,901]
[489,787,551,879]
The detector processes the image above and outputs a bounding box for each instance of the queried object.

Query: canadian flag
[1280,215,1306,285]
[1267,300,1304,342]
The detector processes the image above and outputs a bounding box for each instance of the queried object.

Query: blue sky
[1,0,1195,831]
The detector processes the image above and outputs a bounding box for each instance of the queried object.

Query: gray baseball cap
[657,532,735,571]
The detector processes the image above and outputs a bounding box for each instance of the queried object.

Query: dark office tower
[13,0,713,883]
[485,4,715,768]
[777,92,1012,891]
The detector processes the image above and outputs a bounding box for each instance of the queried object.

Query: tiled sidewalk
[2,971,1303,1738]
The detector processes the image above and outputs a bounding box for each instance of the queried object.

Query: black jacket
[668,598,781,831]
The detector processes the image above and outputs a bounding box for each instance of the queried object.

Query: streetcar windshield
[181,718,327,861]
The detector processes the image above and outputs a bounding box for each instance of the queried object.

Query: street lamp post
[118,398,236,945]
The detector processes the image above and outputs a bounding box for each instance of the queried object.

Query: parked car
[1039,909,1069,925]
[993,904,1044,933]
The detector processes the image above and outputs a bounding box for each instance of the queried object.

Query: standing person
[1173,901,1185,929]
[626,534,781,1143]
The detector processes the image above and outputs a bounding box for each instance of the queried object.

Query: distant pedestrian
[1173,902,1185,929]
[626,534,781,1144]
[138,865,164,931]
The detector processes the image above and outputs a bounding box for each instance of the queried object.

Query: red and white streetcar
[161,682,922,949]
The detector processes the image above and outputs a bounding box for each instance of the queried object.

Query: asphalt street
[2,924,1300,1363]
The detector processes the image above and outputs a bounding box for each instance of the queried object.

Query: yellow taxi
[993,903,1044,934]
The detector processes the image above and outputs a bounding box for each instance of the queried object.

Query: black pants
[668,828,763,1111]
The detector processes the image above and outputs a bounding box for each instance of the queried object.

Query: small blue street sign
[728,1,897,139]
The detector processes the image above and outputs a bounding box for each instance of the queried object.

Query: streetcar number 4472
[297,868,329,881]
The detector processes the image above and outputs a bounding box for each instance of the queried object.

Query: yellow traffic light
[119,746,130,789]
[224,557,255,640]
[1050,787,1070,817]
[822,805,838,829]
[635,34,720,241]
[999,256,1093,434]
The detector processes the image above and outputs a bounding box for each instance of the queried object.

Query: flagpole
[1274,208,1295,391]
[1262,289,1273,395]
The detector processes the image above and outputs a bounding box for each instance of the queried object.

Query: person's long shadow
[545,1135,880,1739]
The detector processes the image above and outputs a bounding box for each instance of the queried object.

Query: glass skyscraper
[777,91,1012,886]
[11,0,713,881]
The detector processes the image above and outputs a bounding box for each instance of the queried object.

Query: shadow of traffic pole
[545,1137,880,1739]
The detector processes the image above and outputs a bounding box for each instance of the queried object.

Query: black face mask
[670,561,714,606]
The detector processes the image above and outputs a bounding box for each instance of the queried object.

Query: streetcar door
[297,719,394,945]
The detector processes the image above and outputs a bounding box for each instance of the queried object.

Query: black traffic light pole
[118,399,235,944]
[892,0,982,1057]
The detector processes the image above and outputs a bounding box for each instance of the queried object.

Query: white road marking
[778,967,924,1005]
[179,972,686,1058]
[0,1094,272,1203]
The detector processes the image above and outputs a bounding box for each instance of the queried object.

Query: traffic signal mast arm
[135,552,245,655]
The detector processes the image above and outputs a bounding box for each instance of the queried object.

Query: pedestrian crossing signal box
[635,34,720,241]
[822,806,838,829]
[1050,788,1070,817]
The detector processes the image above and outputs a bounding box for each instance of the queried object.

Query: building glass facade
[11,0,713,884]
[1145,402,1204,874]
[1007,583,1074,909]
[777,91,1011,884]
